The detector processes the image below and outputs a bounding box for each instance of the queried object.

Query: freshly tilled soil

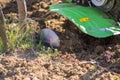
[0,0,120,80]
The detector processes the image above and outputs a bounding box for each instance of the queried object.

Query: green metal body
[50,3,120,38]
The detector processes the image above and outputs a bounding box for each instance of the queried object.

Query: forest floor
[0,0,120,80]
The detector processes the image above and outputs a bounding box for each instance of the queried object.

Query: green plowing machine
[50,0,120,38]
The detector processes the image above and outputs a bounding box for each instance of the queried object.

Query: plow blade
[50,3,120,38]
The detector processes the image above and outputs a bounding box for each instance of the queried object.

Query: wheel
[91,0,108,6]
[91,0,115,12]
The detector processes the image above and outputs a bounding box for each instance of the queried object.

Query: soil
[0,0,120,80]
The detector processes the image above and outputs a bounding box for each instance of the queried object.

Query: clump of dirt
[0,0,120,80]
